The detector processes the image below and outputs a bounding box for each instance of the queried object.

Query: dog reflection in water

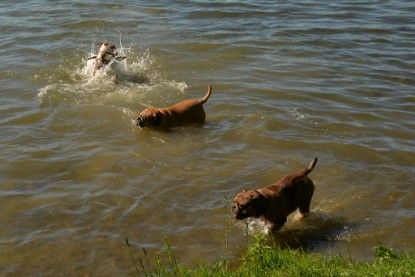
[88,42,126,76]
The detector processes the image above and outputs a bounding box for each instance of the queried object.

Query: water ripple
[1,0,415,275]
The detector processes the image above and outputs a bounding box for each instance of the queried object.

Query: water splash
[235,209,354,249]
[37,44,187,107]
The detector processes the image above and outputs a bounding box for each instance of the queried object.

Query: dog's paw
[293,212,309,221]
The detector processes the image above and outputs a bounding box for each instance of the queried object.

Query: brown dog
[232,158,318,232]
[136,85,212,128]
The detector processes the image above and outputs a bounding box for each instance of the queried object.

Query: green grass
[126,199,415,276]
[125,235,415,277]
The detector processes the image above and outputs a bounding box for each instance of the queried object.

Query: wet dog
[232,158,318,232]
[137,85,212,128]
[88,42,126,76]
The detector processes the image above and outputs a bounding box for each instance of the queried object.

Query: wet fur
[90,42,125,76]
[137,85,212,128]
[232,158,318,232]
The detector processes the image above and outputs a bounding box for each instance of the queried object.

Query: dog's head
[136,107,163,128]
[232,190,265,220]
[97,42,117,64]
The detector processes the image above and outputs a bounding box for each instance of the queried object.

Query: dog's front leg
[270,217,287,232]
[92,59,101,76]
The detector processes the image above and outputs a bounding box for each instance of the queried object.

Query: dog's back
[140,85,212,127]
[164,85,212,123]
[267,158,317,191]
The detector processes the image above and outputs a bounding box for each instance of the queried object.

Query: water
[1,0,414,275]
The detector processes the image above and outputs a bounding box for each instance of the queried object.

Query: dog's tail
[199,85,212,104]
[301,158,318,176]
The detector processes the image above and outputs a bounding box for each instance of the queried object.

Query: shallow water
[1,0,414,275]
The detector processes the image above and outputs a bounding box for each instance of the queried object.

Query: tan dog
[137,85,212,128]
[88,42,126,76]
[232,158,318,232]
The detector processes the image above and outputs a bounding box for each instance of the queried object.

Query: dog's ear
[97,42,104,47]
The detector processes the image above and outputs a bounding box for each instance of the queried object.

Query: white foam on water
[287,107,307,121]
[37,43,188,107]
[235,208,353,244]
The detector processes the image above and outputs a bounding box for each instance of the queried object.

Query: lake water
[1,0,414,275]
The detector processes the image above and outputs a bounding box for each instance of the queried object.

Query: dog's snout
[136,117,144,128]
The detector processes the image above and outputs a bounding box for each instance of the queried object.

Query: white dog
[88,42,126,76]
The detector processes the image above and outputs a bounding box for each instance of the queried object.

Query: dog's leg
[93,59,101,76]
[299,188,314,217]
[270,217,287,232]
[299,205,311,217]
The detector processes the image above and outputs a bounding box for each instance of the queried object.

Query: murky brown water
[1,0,414,275]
